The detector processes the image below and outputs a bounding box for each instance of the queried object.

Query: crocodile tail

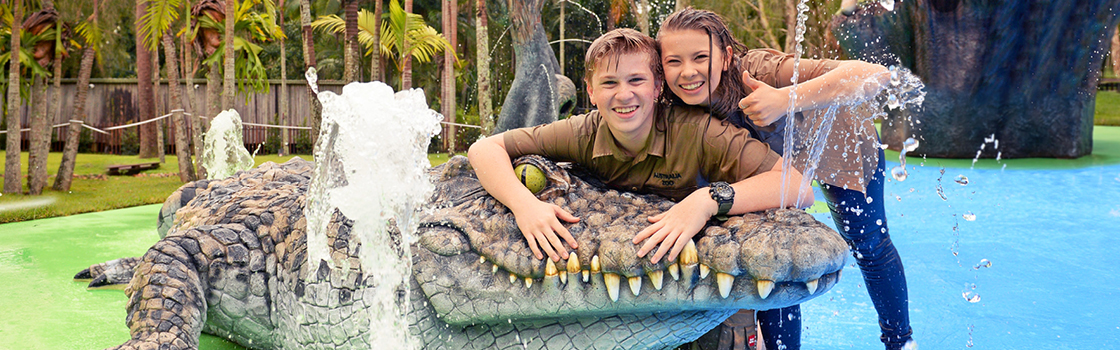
[115,236,208,350]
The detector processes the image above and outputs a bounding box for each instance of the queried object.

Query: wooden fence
[3,78,345,154]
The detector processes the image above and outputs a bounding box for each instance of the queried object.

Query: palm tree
[311,0,451,91]
[371,0,382,82]
[476,0,492,134]
[343,0,360,83]
[440,0,456,152]
[402,0,411,89]
[3,0,24,194]
[136,0,159,159]
[298,0,321,144]
[137,0,198,181]
[25,5,64,195]
[224,0,235,109]
[55,0,103,191]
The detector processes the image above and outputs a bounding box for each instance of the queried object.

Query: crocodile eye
[514,163,548,194]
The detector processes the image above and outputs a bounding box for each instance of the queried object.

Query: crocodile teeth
[509,272,517,284]
[680,240,699,265]
[559,271,567,285]
[716,273,734,299]
[668,263,680,281]
[566,253,581,274]
[649,270,664,290]
[757,280,775,299]
[492,264,498,274]
[628,276,642,296]
[604,273,621,302]
[545,259,559,276]
[805,279,819,294]
[479,256,486,264]
[699,264,711,279]
[590,255,601,273]
[582,270,590,282]
[524,277,534,289]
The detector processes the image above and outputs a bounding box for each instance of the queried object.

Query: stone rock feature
[831,0,1120,158]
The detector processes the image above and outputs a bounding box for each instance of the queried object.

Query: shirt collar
[590,109,667,163]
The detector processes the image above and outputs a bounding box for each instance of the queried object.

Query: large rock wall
[832,0,1120,158]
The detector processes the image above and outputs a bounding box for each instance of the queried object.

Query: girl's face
[659,29,733,106]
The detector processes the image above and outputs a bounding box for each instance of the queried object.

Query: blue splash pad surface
[802,161,1120,349]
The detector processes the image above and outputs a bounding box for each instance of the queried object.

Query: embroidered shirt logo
[653,172,682,186]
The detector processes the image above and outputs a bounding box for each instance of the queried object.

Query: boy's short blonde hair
[584,28,663,88]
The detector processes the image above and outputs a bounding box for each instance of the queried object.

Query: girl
[654,8,914,350]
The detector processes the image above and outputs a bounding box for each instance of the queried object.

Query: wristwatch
[709,181,734,219]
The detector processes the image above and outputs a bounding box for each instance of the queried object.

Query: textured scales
[77,155,848,349]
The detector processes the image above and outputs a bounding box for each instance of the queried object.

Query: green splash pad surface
[0,204,243,349]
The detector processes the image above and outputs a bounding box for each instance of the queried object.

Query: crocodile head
[411,155,849,347]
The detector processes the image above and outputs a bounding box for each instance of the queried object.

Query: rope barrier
[0,110,482,134]
[441,121,483,129]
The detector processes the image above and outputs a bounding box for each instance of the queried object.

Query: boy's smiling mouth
[613,106,638,115]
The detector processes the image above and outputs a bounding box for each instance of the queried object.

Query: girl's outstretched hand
[738,71,790,127]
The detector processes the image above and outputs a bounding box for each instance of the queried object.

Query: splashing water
[963,212,976,221]
[880,0,896,11]
[955,174,970,185]
[973,259,992,270]
[890,138,919,181]
[200,109,255,179]
[306,67,320,96]
[302,81,442,349]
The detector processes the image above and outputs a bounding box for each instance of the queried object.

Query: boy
[467,28,811,265]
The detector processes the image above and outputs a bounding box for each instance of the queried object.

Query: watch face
[712,183,734,200]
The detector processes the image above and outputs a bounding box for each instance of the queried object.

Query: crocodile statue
[77,154,849,349]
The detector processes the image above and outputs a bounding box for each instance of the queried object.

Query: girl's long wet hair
[658,8,751,120]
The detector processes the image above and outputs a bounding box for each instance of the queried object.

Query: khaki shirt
[504,106,779,202]
[743,48,881,193]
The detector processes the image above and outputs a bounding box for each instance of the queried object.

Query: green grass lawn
[1095,90,1120,126]
[0,152,455,224]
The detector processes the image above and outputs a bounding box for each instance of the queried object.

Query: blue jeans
[757,151,912,350]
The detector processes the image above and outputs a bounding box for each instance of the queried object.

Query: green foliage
[194,0,285,95]
[310,0,453,75]
[138,0,184,51]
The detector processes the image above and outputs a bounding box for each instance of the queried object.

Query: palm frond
[139,0,184,51]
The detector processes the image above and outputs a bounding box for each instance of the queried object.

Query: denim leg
[821,152,912,350]
[757,306,800,350]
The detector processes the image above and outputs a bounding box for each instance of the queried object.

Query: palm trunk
[279,0,289,155]
[182,7,205,177]
[153,47,166,163]
[137,0,158,158]
[441,0,457,152]
[163,34,196,182]
[28,76,49,195]
[402,0,414,89]
[371,0,383,82]
[3,0,23,194]
[1112,28,1120,76]
[55,44,96,191]
[300,0,322,144]
[343,0,360,83]
[675,0,689,11]
[635,0,649,35]
[223,0,237,110]
[476,0,493,135]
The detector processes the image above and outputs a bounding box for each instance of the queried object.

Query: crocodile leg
[75,257,142,288]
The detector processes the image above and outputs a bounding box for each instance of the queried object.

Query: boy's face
[586,52,661,143]
[659,29,733,107]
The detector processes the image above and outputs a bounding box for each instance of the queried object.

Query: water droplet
[903,138,919,152]
[962,291,981,303]
[886,94,901,109]
[963,212,976,221]
[880,0,895,12]
[895,194,902,201]
[866,196,874,204]
[890,166,908,181]
[973,259,992,269]
[955,175,969,185]
[305,67,320,95]
[876,219,883,225]
[854,251,864,259]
